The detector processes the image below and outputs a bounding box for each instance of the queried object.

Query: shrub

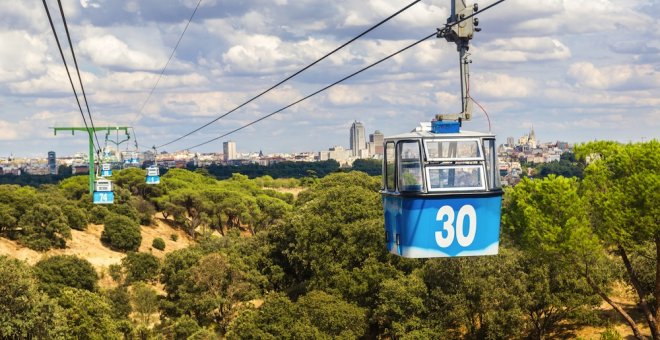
[34,255,98,296]
[61,205,89,231]
[90,205,110,224]
[132,197,156,226]
[108,263,124,283]
[102,214,142,252]
[122,252,160,283]
[152,237,166,251]
[170,234,179,242]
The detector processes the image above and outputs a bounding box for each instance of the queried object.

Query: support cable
[185,32,436,150]
[156,0,423,149]
[42,0,94,149]
[131,0,203,128]
[182,0,505,150]
[55,0,102,153]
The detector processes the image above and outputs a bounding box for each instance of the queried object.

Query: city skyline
[0,1,658,158]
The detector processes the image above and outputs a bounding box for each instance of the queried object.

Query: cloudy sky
[0,0,658,157]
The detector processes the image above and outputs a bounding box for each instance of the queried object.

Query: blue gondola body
[93,191,114,204]
[381,124,503,258]
[101,163,112,177]
[93,178,114,204]
[383,194,501,257]
[146,166,160,185]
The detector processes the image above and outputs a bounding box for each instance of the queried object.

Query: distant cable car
[381,121,502,258]
[93,177,114,204]
[146,165,160,185]
[101,163,112,177]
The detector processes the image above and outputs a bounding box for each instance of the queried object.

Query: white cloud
[479,37,571,62]
[0,31,48,82]
[77,34,163,71]
[472,73,536,99]
[327,85,369,105]
[567,62,660,90]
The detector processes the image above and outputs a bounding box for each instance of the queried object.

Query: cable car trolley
[146,165,160,185]
[93,177,114,204]
[381,0,502,258]
[101,163,112,177]
[145,146,160,185]
[381,123,502,258]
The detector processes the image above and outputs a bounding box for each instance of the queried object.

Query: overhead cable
[131,0,203,131]
[182,0,506,150]
[184,32,437,150]
[56,0,102,153]
[42,0,96,151]
[156,0,423,149]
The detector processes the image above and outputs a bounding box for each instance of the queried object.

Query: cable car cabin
[93,178,114,204]
[101,163,112,177]
[381,123,503,258]
[145,166,160,185]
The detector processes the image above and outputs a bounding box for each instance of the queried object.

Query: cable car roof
[385,129,496,141]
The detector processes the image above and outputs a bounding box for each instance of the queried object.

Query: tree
[372,274,431,338]
[0,256,59,338]
[578,140,660,339]
[122,252,161,283]
[101,214,142,252]
[55,287,122,339]
[34,255,98,296]
[503,176,623,337]
[18,203,71,251]
[131,282,159,325]
[297,290,367,338]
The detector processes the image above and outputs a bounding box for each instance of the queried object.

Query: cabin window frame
[423,138,483,162]
[425,164,487,192]
[396,140,424,192]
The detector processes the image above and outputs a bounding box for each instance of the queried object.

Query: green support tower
[52,126,131,194]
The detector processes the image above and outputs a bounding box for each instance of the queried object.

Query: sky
[0,0,658,158]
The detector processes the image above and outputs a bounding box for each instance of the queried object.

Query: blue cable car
[101,163,112,177]
[93,177,114,204]
[380,0,503,258]
[381,121,502,258]
[146,165,160,185]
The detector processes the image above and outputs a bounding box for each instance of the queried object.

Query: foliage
[122,252,161,283]
[34,255,98,296]
[55,287,122,339]
[152,237,166,250]
[18,203,71,251]
[351,158,382,176]
[105,286,132,319]
[536,159,584,179]
[205,160,340,180]
[0,256,59,339]
[131,282,159,325]
[101,214,142,252]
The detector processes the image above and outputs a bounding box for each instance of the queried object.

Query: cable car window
[425,139,481,161]
[482,139,501,190]
[385,142,396,191]
[397,141,423,192]
[426,165,485,191]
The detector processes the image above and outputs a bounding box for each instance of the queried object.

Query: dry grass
[0,218,193,289]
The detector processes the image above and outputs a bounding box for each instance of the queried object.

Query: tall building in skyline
[369,130,384,156]
[350,121,366,157]
[223,140,237,162]
[47,151,57,175]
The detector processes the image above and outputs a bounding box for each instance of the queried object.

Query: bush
[170,234,179,242]
[122,252,160,283]
[90,205,110,224]
[101,214,142,252]
[152,237,166,251]
[132,197,156,226]
[61,204,89,231]
[109,263,124,283]
[34,255,98,296]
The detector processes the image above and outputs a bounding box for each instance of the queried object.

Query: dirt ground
[0,218,192,277]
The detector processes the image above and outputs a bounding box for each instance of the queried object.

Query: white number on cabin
[435,205,477,248]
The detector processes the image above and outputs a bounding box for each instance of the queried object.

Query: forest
[0,140,657,339]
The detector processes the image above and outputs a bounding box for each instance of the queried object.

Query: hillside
[0,217,192,269]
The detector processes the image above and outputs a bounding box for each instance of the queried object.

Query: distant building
[48,151,57,175]
[319,146,351,166]
[350,121,366,157]
[506,137,515,147]
[223,140,237,162]
[369,130,384,156]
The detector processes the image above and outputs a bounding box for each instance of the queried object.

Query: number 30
[435,205,477,248]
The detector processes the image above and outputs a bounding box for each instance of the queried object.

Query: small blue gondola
[101,163,112,177]
[146,165,160,185]
[93,177,114,204]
